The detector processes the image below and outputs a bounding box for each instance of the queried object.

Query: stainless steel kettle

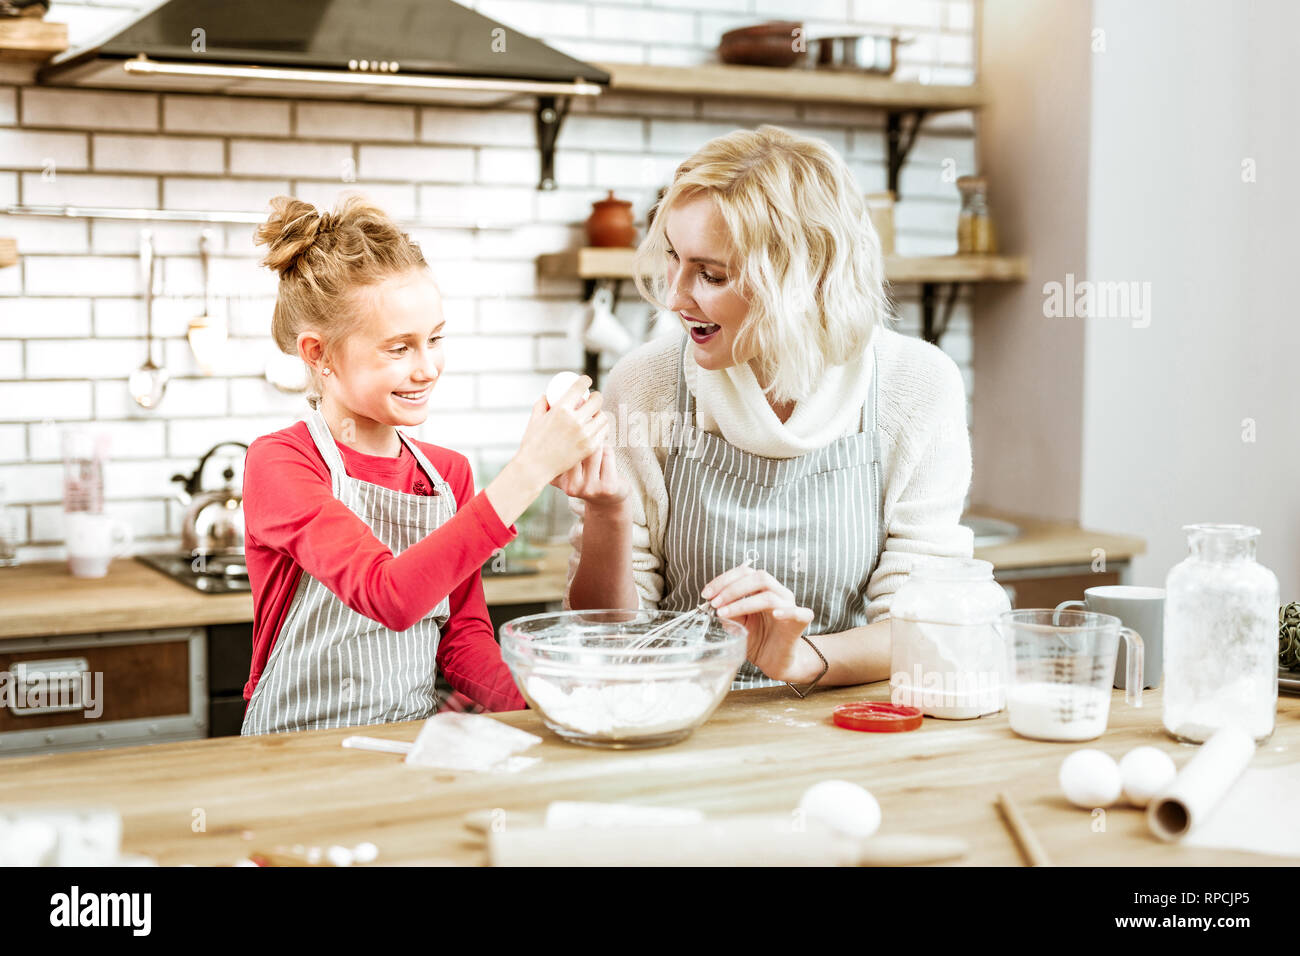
[172,442,247,556]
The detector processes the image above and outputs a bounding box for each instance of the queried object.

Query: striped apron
[660,337,883,689]
[242,406,455,735]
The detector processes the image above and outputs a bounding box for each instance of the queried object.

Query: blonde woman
[558,125,974,693]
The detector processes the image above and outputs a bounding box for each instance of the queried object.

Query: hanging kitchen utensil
[128,230,169,409]
[187,229,226,375]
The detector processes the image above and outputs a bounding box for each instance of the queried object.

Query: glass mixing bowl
[500,609,748,749]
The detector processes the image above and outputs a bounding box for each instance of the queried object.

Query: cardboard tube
[1147,727,1255,841]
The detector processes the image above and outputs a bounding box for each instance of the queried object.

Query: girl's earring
[322,367,331,377]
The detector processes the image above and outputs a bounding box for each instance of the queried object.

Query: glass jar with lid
[890,557,1012,719]
[956,175,997,254]
[1163,524,1279,743]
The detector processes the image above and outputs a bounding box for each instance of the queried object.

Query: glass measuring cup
[998,609,1143,741]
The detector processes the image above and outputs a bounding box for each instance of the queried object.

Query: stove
[136,552,251,593]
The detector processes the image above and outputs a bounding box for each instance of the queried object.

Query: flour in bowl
[524,676,717,738]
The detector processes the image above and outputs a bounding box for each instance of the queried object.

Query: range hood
[38,0,608,186]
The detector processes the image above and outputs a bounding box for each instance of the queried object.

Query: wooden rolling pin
[486,815,967,867]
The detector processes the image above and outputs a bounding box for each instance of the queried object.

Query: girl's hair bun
[255,196,326,278]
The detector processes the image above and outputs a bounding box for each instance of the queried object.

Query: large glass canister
[890,557,1012,719]
[1163,524,1279,743]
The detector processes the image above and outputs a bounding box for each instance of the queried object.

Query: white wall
[973,0,1092,521]
[1082,0,1300,595]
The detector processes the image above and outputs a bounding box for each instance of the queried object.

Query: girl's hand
[552,444,629,512]
[513,378,608,483]
[702,564,818,684]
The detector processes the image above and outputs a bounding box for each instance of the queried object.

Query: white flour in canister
[1006,682,1112,741]
[525,676,716,738]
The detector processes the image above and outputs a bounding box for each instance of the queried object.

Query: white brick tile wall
[26,338,151,379]
[229,140,356,179]
[0,0,977,552]
[89,219,231,255]
[419,184,534,223]
[0,462,63,502]
[0,423,25,462]
[163,95,291,137]
[22,171,159,208]
[163,176,290,213]
[295,181,418,220]
[360,145,475,183]
[0,298,92,338]
[93,377,226,420]
[27,418,166,462]
[0,215,89,254]
[591,6,694,44]
[479,0,591,37]
[21,88,158,132]
[0,381,93,421]
[23,256,140,296]
[0,340,20,377]
[92,133,225,175]
[420,107,534,147]
[0,129,89,171]
[296,103,417,142]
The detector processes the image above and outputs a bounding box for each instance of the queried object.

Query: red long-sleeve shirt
[241,420,526,713]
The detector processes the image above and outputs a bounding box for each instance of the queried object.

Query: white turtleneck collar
[684,339,874,460]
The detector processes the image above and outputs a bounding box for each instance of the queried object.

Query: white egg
[1059,749,1123,809]
[1119,746,1177,808]
[545,371,588,409]
[797,780,881,838]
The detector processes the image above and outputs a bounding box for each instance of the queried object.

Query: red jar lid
[832,702,923,733]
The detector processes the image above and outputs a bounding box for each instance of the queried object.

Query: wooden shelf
[0,18,68,61]
[594,61,984,112]
[0,238,16,270]
[538,248,1028,286]
[883,254,1029,284]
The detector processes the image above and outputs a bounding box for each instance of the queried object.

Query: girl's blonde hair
[254,194,428,406]
[634,125,891,403]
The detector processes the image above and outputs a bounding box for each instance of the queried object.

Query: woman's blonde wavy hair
[254,193,428,407]
[634,125,892,404]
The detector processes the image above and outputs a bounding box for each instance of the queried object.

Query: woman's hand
[701,564,819,684]
[514,378,608,483]
[552,444,629,511]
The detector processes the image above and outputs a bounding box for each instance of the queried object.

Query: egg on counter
[1059,749,1123,809]
[798,780,881,838]
[1119,746,1177,807]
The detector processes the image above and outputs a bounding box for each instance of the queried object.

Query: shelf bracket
[885,108,929,199]
[920,281,961,346]
[535,95,572,191]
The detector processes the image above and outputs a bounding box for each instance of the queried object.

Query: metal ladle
[128,229,169,409]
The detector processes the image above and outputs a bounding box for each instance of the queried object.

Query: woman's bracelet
[785,634,829,699]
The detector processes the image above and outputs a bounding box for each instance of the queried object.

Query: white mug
[64,513,133,579]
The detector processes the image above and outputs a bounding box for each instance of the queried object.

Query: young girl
[241,195,606,735]
[560,126,974,694]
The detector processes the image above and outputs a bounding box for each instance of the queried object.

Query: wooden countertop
[0,512,1143,640]
[970,508,1146,572]
[0,544,572,641]
[0,684,1293,866]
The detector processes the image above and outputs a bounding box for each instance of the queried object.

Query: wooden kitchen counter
[0,683,1293,866]
[0,511,1143,640]
[970,508,1146,571]
[0,544,573,640]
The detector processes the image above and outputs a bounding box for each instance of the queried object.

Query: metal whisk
[625,600,714,654]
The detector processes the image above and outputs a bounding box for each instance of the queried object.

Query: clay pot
[585,191,637,248]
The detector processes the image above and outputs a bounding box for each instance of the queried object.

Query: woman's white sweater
[564,325,976,624]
